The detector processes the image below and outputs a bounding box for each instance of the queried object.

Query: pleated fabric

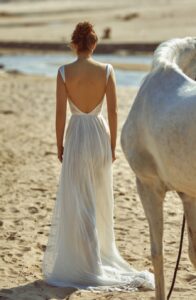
[41,64,155,292]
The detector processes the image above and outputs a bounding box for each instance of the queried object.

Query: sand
[0,69,196,299]
[0,0,195,45]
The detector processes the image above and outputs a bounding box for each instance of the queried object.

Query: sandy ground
[0,0,195,44]
[0,69,196,299]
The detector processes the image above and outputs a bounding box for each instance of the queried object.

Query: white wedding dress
[42,63,155,292]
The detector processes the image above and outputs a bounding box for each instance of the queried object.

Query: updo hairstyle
[70,21,98,52]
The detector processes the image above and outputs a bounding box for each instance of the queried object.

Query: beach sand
[0,70,196,299]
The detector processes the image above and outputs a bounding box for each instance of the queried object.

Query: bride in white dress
[42,21,154,292]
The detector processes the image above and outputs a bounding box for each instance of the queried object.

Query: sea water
[0,52,152,87]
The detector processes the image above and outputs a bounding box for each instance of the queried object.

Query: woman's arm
[56,69,68,162]
[105,65,118,162]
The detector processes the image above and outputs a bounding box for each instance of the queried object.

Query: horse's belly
[149,130,196,196]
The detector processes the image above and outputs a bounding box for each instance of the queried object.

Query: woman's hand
[58,145,64,163]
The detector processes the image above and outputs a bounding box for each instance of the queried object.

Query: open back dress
[41,63,154,292]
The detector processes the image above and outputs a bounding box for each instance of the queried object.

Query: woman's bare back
[61,59,110,113]
[56,57,117,163]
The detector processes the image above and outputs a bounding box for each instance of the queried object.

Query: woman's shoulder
[91,61,114,74]
[58,62,72,71]
[100,62,114,73]
[94,61,112,67]
[57,63,73,80]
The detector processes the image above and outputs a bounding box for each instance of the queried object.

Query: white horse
[120,37,196,300]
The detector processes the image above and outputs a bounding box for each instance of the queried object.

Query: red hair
[70,21,98,52]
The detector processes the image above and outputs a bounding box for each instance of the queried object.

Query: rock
[102,27,111,39]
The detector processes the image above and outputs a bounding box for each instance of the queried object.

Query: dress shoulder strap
[58,65,65,82]
[106,64,112,84]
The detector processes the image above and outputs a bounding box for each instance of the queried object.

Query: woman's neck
[76,52,92,60]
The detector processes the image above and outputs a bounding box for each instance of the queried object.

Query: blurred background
[1,1,196,299]
[0,0,195,87]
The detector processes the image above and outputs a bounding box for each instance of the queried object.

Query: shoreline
[0,41,159,55]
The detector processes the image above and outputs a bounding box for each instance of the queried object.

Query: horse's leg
[178,193,196,267]
[136,177,166,300]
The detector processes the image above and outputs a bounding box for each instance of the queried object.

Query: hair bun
[70,21,98,52]
[76,22,93,36]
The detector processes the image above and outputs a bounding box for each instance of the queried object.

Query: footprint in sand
[15,252,23,257]
[22,246,31,252]
[14,219,23,225]
[38,231,44,234]
[37,242,46,251]
[0,110,15,115]
[7,232,16,240]
[28,206,39,214]
[10,207,20,213]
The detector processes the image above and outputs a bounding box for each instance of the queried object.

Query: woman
[42,21,154,292]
